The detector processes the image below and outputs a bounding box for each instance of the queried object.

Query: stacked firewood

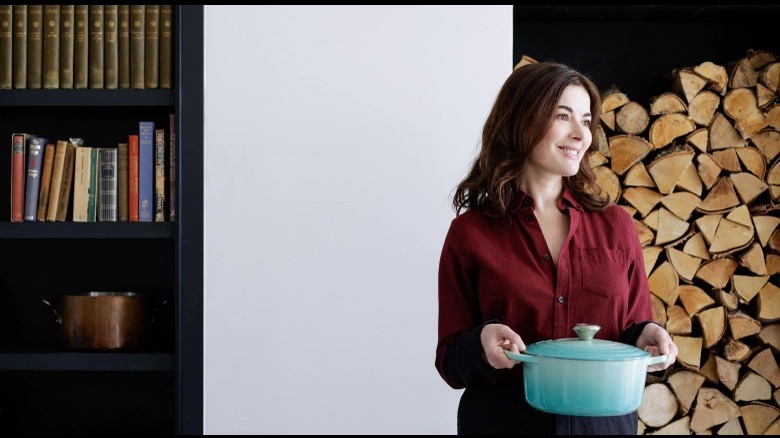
[520,51,780,434]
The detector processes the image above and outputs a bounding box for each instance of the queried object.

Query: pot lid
[525,324,651,361]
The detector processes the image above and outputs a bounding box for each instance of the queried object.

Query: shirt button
[558,296,565,303]
[543,254,550,261]
[522,199,531,206]
[525,215,533,221]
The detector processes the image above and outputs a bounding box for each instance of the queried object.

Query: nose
[569,121,584,141]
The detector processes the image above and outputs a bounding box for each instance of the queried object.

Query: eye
[556,113,569,121]
[582,119,592,127]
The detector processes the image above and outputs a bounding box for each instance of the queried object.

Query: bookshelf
[0,5,203,435]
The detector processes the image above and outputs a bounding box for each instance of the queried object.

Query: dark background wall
[513,5,780,107]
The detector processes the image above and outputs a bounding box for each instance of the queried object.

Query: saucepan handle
[646,354,667,366]
[504,350,538,364]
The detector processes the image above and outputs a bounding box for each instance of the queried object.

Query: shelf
[0,222,174,239]
[0,350,173,371]
[0,89,174,107]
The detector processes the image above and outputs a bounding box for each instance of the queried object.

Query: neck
[518,174,563,212]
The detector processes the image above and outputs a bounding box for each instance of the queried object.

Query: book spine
[36,142,55,221]
[138,121,155,222]
[73,4,88,89]
[98,148,118,222]
[24,136,47,221]
[72,146,89,222]
[118,5,130,89]
[128,134,139,222]
[55,142,76,221]
[42,5,59,89]
[12,5,26,89]
[117,142,128,221]
[159,4,173,89]
[46,140,67,222]
[10,133,29,222]
[26,5,42,89]
[58,4,74,89]
[103,5,118,89]
[0,5,11,89]
[169,113,176,222]
[129,5,144,89]
[144,4,158,89]
[88,4,103,89]
[154,128,166,221]
[87,147,97,222]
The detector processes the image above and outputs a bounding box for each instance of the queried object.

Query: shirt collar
[510,186,584,213]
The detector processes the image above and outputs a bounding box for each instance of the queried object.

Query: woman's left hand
[636,323,678,372]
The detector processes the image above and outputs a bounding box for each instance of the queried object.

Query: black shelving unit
[0,5,203,435]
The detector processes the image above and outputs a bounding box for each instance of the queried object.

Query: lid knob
[572,323,601,341]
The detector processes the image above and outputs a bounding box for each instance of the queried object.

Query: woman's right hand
[480,323,526,369]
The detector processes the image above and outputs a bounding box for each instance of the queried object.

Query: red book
[128,134,139,222]
[10,133,32,222]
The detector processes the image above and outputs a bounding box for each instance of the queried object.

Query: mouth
[558,146,581,158]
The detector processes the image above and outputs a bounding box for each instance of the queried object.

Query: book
[26,5,43,89]
[117,142,128,221]
[98,148,118,222]
[88,4,103,89]
[144,4,159,89]
[36,142,55,221]
[129,5,144,89]
[12,5,26,89]
[58,4,74,89]
[128,134,139,222]
[168,113,176,222]
[118,5,130,89]
[104,5,118,89]
[0,5,11,89]
[10,133,33,222]
[46,140,68,222]
[154,128,166,222]
[139,121,155,222]
[72,145,94,222]
[55,141,77,222]
[159,4,173,89]
[73,4,88,89]
[42,5,59,89]
[24,136,47,221]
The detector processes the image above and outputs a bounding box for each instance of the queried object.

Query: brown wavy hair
[453,62,609,218]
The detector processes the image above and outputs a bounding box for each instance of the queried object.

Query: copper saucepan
[42,291,159,351]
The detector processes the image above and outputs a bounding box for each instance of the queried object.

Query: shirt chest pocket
[578,248,629,297]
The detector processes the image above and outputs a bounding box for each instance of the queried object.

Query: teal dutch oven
[504,323,667,416]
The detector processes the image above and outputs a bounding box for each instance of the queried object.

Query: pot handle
[646,354,667,366]
[504,350,538,364]
[40,298,62,325]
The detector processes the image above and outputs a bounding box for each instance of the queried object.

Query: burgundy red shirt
[435,187,654,434]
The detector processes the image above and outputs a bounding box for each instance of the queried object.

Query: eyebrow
[558,105,592,118]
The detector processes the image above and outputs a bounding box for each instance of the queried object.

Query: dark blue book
[24,136,47,221]
[138,121,155,222]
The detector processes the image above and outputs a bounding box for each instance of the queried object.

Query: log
[728,311,763,339]
[689,387,741,433]
[616,101,650,135]
[649,113,696,149]
[648,416,691,435]
[734,371,773,402]
[716,417,744,435]
[649,92,687,116]
[673,68,709,104]
[638,383,678,428]
[739,402,779,435]
[748,348,780,387]
[688,90,720,126]
[667,370,705,415]
[697,306,726,348]
[694,61,728,94]
[716,355,742,391]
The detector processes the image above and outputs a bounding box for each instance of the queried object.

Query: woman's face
[526,84,593,179]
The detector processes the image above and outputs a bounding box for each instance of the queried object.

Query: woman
[435,61,678,435]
